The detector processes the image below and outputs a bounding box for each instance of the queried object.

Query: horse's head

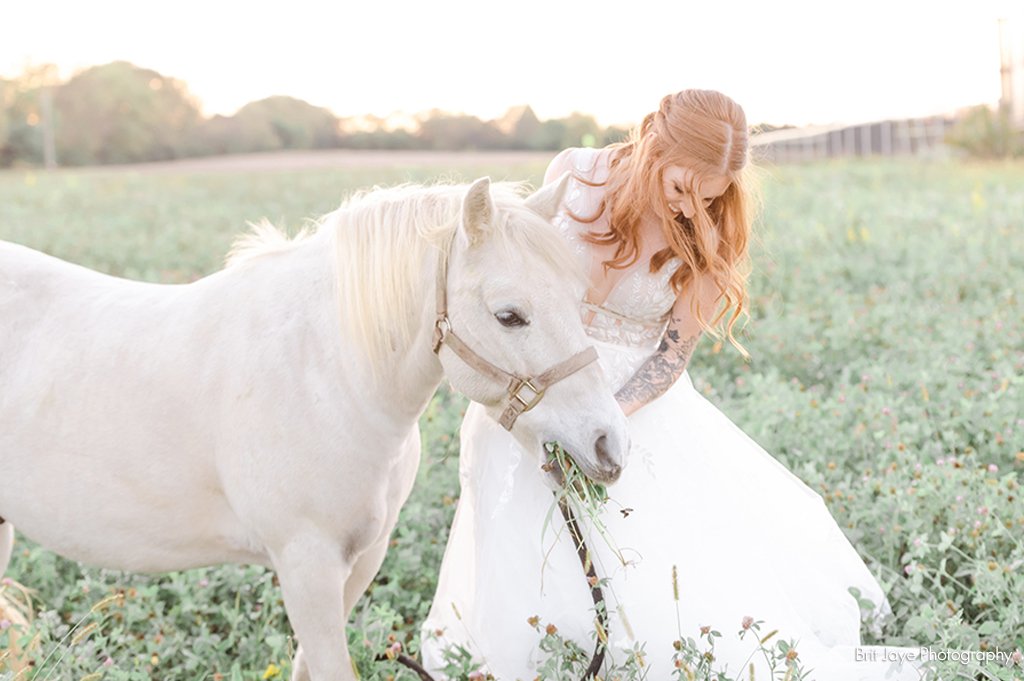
[436,176,628,485]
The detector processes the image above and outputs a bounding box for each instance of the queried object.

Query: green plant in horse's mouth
[541,441,627,572]
[542,441,609,510]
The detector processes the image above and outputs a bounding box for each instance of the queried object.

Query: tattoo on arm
[615,317,699,408]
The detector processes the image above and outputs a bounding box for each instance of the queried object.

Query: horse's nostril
[595,433,612,465]
[594,433,622,482]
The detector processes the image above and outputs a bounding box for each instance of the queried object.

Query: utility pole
[999,18,1024,129]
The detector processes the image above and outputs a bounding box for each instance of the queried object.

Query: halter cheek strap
[431,237,598,430]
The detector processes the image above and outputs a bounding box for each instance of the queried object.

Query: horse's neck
[324,226,445,425]
[372,246,446,422]
[223,230,444,433]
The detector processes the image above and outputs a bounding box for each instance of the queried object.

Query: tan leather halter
[431,236,599,430]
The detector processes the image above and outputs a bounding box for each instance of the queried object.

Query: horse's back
[1,241,116,371]
[0,239,192,448]
[0,240,118,319]
[0,241,250,568]
[0,239,112,284]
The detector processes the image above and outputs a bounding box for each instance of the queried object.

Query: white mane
[225,218,314,266]
[335,181,584,364]
[227,181,584,365]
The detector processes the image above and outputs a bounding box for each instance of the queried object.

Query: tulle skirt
[421,338,924,680]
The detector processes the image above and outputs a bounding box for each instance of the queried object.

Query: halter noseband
[431,235,598,430]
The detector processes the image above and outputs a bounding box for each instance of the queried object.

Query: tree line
[0,61,632,167]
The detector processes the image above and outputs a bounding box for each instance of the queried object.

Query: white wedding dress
[420,148,924,680]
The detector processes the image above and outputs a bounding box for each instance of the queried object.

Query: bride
[420,90,924,680]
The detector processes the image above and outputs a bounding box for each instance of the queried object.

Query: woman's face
[662,165,731,219]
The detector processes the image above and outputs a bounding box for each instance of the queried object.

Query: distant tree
[52,61,201,165]
[338,128,421,150]
[497,105,543,149]
[239,96,339,149]
[0,79,11,153]
[525,113,604,150]
[600,125,630,146]
[186,114,266,156]
[562,112,602,148]
[417,110,508,150]
[533,118,568,150]
[1,89,41,166]
[946,105,1022,159]
[750,123,796,135]
[0,65,62,167]
[188,96,340,156]
[0,59,640,163]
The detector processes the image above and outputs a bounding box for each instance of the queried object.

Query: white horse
[0,176,629,681]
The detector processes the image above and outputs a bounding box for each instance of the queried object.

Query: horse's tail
[0,517,13,578]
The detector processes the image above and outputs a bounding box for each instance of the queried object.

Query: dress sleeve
[543,147,578,185]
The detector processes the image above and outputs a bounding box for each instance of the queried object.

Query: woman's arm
[615,272,720,416]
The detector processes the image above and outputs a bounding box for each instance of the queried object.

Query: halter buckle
[509,377,545,413]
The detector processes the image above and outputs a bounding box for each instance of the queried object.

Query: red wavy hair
[571,89,757,356]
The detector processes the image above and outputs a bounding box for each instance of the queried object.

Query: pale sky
[2,0,1019,128]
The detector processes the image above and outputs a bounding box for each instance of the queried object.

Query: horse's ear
[524,171,571,220]
[461,177,494,245]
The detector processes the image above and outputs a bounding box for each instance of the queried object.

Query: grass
[1,154,1022,680]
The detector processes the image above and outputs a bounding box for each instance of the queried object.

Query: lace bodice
[552,147,681,350]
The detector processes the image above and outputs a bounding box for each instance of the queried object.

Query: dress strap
[581,300,667,328]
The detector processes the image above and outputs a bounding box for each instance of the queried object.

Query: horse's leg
[289,646,311,681]
[288,540,391,675]
[0,518,13,578]
[287,537,390,681]
[343,537,389,617]
[274,534,355,681]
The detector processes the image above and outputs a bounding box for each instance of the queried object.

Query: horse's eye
[495,310,529,328]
